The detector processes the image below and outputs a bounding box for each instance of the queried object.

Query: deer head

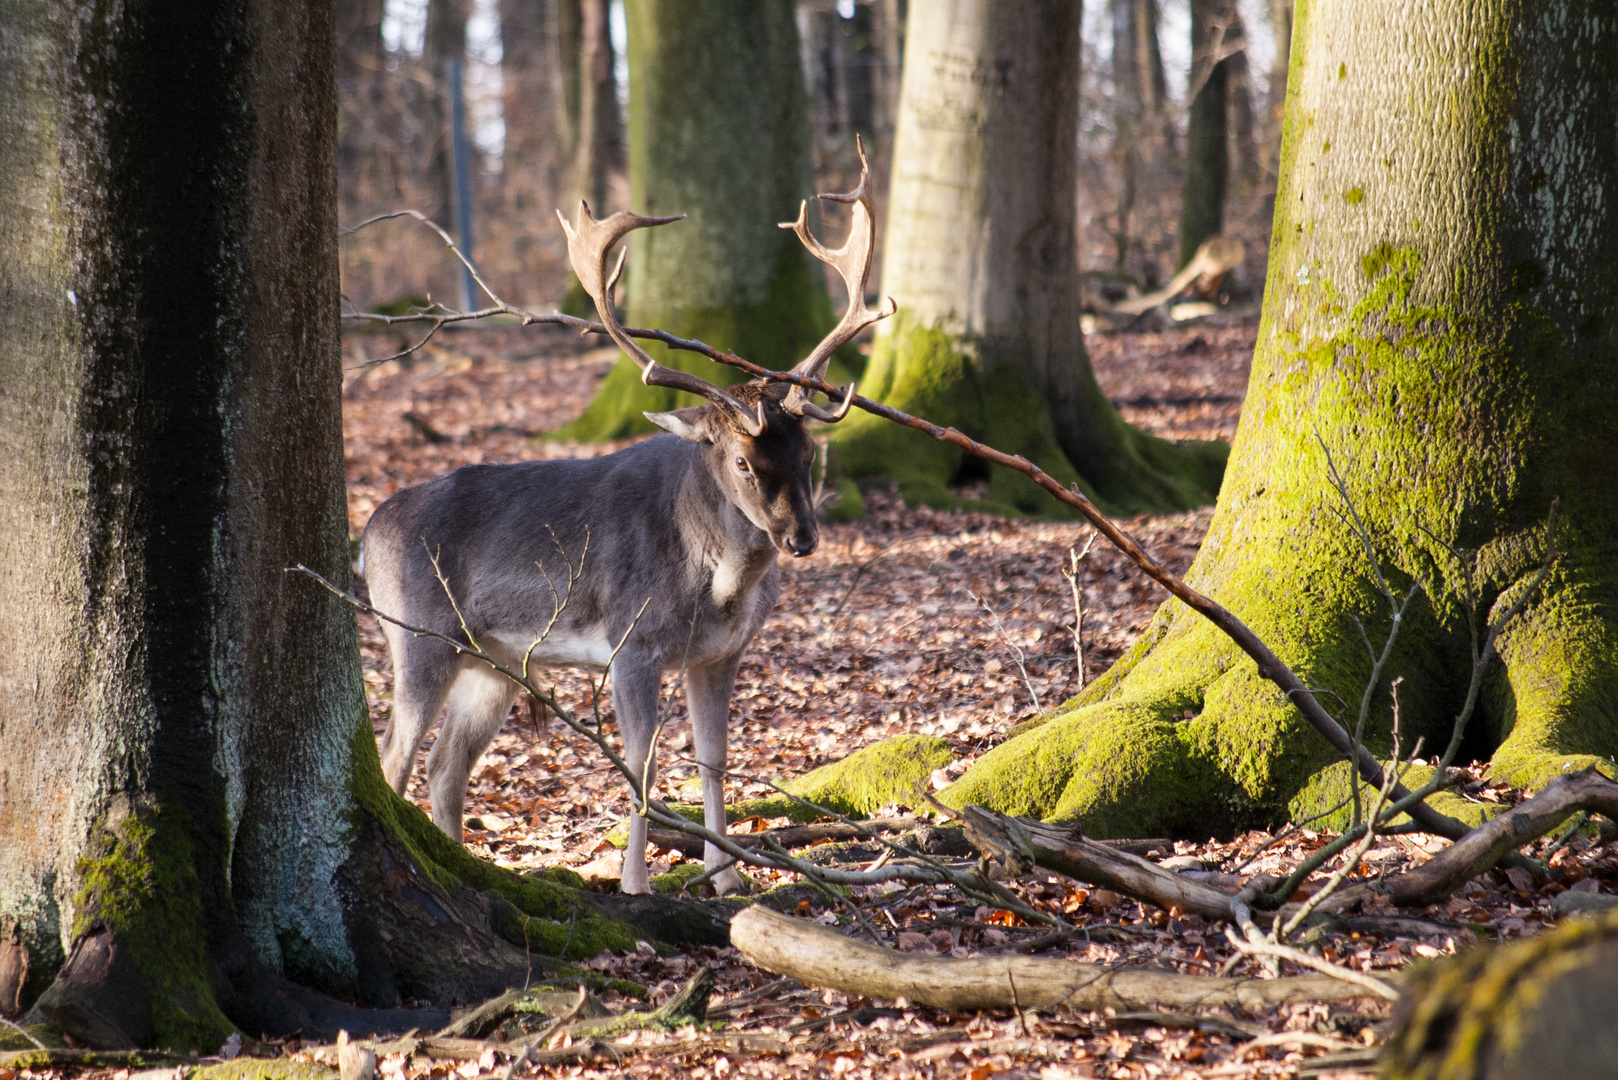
[557,136,894,558]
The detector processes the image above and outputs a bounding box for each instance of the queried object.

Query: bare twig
[1220,928,1400,1000]
[0,1018,45,1050]
[969,589,1041,713]
[1060,535,1098,686]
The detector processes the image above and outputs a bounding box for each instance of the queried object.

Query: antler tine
[794,382,858,423]
[557,202,767,436]
[777,135,897,420]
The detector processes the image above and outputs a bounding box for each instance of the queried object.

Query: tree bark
[424,0,469,225]
[1384,908,1618,1080]
[573,0,623,212]
[1178,0,1230,267]
[555,0,841,441]
[944,0,1618,838]
[1265,0,1293,154]
[0,0,643,1047]
[555,0,584,165]
[828,0,1227,517]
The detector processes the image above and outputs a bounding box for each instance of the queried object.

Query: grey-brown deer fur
[363,138,891,895]
[363,384,816,895]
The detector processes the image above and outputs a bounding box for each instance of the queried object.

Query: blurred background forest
[337,0,1291,319]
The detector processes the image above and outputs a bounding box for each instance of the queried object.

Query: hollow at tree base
[829,315,1226,519]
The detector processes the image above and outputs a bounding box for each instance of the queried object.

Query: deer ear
[644,407,714,443]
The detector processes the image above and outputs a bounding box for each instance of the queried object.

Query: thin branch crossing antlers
[776,136,897,421]
[555,135,894,434]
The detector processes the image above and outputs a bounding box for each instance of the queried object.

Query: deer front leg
[612,654,663,895]
[687,654,745,895]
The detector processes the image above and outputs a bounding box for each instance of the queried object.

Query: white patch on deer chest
[708,545,774,609]
[710,554,745,607]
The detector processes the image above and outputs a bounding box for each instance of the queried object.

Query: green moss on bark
[738,735,958,822]
[1286,761,1502,831]
[0,1025,64,1051]
[345,721,635,958]
[67,808,236,1050]
[1383,907,1618,1080]
[831,313,1226,517]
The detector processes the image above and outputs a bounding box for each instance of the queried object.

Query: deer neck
[679,453,776,609]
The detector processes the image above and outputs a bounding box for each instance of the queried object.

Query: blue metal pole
[447,57,478,312]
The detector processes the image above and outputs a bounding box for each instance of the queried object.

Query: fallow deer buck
[363,146,893,894]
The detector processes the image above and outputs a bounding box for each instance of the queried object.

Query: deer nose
[785,532,818,557]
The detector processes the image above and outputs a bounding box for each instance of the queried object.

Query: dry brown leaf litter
[23,323,1614,1080]
[331,321,1618,1079]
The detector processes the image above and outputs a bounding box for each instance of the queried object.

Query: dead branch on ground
[729,905,1386,1012]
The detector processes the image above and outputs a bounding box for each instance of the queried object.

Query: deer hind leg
[612,653,663,895]
[687,653,745,895]
[424,661,519,843]
[379,624,460,796]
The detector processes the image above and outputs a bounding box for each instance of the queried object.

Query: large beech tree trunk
[0,0,638,1048]
[944,0,1618,836]
[827,0,1227,517]
[555,0,842,441]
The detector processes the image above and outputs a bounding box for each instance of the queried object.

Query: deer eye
[735,456,750,473]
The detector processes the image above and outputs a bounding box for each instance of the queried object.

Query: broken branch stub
[958,806,1239,922]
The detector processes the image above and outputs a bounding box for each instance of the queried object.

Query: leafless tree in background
[336,0,1288,324]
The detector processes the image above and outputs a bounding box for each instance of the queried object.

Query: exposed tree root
[729,906,1387,1012]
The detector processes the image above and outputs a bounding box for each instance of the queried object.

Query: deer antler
[557,202,767,436]
[778,135,897,422]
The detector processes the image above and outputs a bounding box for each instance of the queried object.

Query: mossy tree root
[1383,907,1618,1080]
[829,314,1227,518]
[943,570,1618,842]
[19,721,730,1052]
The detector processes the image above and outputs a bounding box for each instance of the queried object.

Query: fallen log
[729,906,1388,1011]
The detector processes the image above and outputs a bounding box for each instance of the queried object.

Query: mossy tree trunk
[1177,0,1230,268]
[827,0,1228,517]
[555,0,841,441]
[0,0,636,1049]
[1384,908,1618,1080]
[945,0,1618,837]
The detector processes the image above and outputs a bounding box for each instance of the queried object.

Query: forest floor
[22,321,1607,1080]
[316,319,1618,1079]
